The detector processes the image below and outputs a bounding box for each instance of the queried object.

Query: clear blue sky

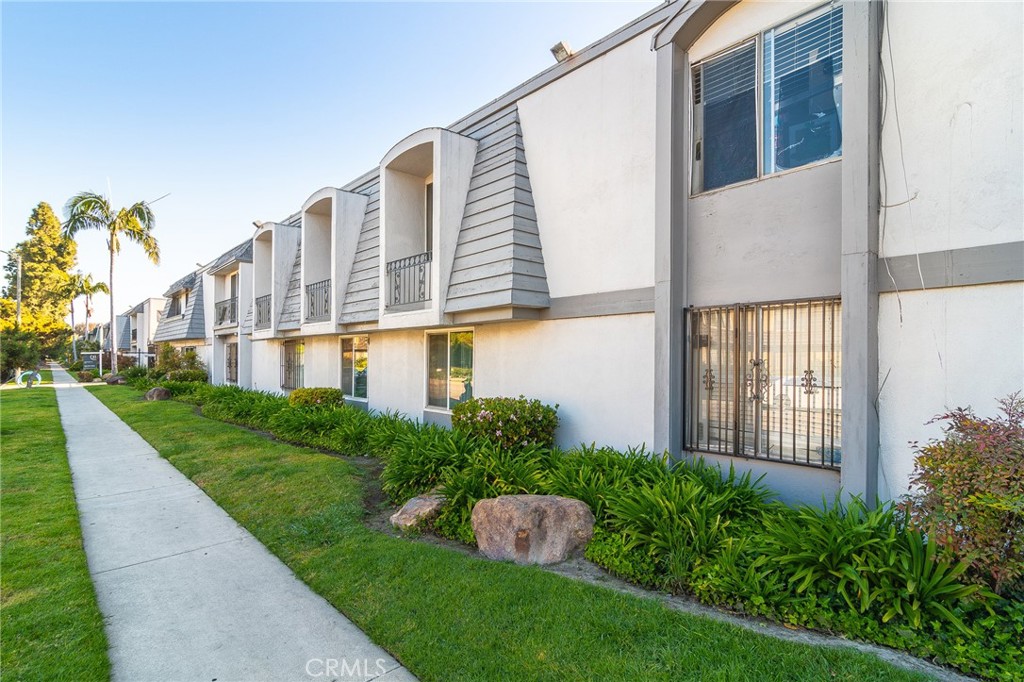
[2,0,660,325]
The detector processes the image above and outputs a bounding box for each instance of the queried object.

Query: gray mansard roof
[209,240,253,273]
[153,270,206,342]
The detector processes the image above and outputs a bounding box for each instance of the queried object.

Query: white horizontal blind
[766,5,843,85]
[697,41,757,105]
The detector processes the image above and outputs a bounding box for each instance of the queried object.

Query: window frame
[424,328,474,412]
[690,1,843,196]
[340,335,369,401]
[684,296,842,470]
[281,340,305,391]
[225,341,238,384]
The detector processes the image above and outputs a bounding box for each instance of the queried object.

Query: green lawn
[87,385,934,682]
[38,369,53,384]
[0,389,110,680]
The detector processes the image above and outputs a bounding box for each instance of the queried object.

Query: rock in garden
[472,495,595,565]
[390,495,445,532]
[105,374,127,385]
[144,387,172,401]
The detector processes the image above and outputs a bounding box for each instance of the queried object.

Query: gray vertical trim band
[878,242,1024,292]
[840,1,883,505]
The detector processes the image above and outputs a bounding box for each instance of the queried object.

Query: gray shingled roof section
[127,301,146,315]
[277,243,302,330]
[209,240,253,272]
[117,315,132,350]
[153,272,207,342]
[446,105,550,312]
[163,271,198,298]
[338,174,380,323]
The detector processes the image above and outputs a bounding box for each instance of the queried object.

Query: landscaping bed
[89,384,947,681]
[0,388,110,679]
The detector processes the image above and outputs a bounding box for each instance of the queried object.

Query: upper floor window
[168,291,186,317]
[692,3,843,193]
[341,336,368,400]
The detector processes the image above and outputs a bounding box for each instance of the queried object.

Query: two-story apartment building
[123,297,165,367]
[208,241,252,386]
[152,266,212,368]
[167,0,1021,506]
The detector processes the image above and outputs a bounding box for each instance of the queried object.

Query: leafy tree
[3,202,77,322]
[0,328,41,380]
[63,192,159,374]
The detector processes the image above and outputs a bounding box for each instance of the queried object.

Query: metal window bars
[215,297,238,326]
[685,298,842,469]
[254,295,272,330]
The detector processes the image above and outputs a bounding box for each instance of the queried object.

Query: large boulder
[144,386,172,401]
[389,494,445,532]
[105,374,127,385]
[472,495,595,565]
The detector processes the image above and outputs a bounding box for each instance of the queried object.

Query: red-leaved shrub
[905,393,1024,595]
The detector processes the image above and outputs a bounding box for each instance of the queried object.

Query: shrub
[268,404,375,455]
[201,389,288,429]
[381,426,478,504]
[121,366,149,380]
[289,387,345,408]
[584,527,663,588]
[547,445,670,522]
[365,410,418,459]
[76,371,94,383]
[66,360,84,372]
[434,441,555,544]
[905,393,1024,595]
[452,395,559,449]
[165,369,208,383]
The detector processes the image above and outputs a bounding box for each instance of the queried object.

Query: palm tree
[64,192,158,374]
[65,271,109,361]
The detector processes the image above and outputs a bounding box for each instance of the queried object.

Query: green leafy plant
[871,528,982,634]
[905,393,1024,595]
[451,395,559,449]
[288,387,345,408]
[759,497,898,613]
[381,426,478,504]
[76,371,94,383]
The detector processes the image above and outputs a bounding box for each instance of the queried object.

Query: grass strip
[0,388,110,680]
[88,385,932,681]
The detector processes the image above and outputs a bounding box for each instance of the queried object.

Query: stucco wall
[250,339,281,394]
[301,336,340,389]
[517,30,657,299]
[366,314,656,450]
[877,283,1024,502]
[879,1,1023,258]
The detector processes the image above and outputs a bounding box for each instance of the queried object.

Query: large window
[427,331,473,409]
[685,298,841,468]
[341,336,368,400]
[692,3,843,192]
[281,340,304,390]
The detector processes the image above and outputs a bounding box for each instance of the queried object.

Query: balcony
[255,294,272,330]
[215,297,238,327]
[386,252,431,308]
[305,279,331,322]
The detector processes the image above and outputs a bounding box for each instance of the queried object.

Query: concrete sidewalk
[51,366,416,682]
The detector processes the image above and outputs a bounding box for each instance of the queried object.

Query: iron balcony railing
[305,279,331,321]
[386,251,431,307]
[254,294,272,330]
[215,297,238,326]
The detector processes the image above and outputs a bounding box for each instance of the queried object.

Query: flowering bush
[451,395,558,449]
[905,393,1024,596]
[288,387,346,408]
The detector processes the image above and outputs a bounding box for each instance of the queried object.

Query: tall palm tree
[64,192,158,374]
[65,271,109,361]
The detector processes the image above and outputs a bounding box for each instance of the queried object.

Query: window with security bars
[281,340,304,390]
[685,299,842,468]
[225,342,238,384]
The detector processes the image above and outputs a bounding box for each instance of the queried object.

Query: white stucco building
[167,0,1022,505]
